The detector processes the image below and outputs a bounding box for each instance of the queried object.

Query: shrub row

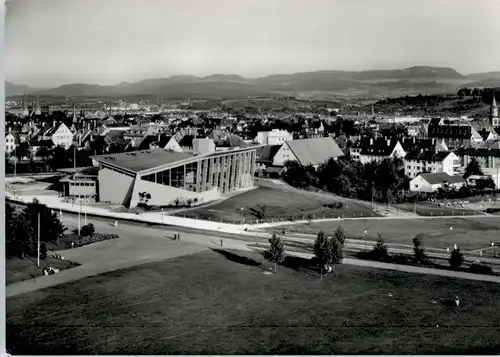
[356,251,495,276]
[66,233,119,248]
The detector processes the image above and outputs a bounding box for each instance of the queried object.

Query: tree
[328,235,344,268]
[22,199,66,243]
[8,213,36,258]
[412,233,428,264]
[80,223,95,237]
[332,226,347,245]
[372,234,389,261]
[264,234,285,274]
[40,242,48,260]
[464,158,483,178]
[314,231,344,278]
[449,248,464,270]
[15,142,31,161]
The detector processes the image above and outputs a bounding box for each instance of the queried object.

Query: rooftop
[418,172,465,185]
[93,149,194,173]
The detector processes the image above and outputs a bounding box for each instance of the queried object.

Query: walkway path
[7,217,500,298]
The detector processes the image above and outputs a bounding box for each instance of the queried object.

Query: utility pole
[37,213,41,268]
[74,146,76,169]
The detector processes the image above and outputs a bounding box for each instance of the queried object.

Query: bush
[412,233,428,264]
[372,235,389,261]
[449,248,464,270]
[40,242,47,260]
[66,233,119,248]
[469,263,493,275]
[80,223,95,237]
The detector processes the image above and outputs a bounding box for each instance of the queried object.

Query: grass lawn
[271,216,500,251]
[6,256,79,286]
[182,184,376,223]
[396,203,481,217]
[6,249,500,355]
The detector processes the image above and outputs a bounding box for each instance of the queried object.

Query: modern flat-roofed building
[92,147,257,208]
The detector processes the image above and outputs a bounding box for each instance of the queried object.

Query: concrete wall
[130,178,220,207]
[98,167,135,205]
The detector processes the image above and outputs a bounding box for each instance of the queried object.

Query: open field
[6,256,79,285]
[396,203,480,217]
[6,249,500,355]
[271,216,500,252]
[181,181,376,223]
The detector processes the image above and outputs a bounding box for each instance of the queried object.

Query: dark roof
[256,145,281,163]
[92,149,193,173]
[404,151,452,162]
[351,136,400,156]
[400,137,434,153]
[418,173,465,185]
[138,135,174,150]
[217,135,247,148]
[427,124,471,139]
[287,137,344,166]
[178,135,196,147]
[455,147,500,158]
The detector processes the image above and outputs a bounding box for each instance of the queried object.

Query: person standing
[220,238,224,246]
[455,296,460,307]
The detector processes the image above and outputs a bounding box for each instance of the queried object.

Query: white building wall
[256,129,293,145]
[98,167,135,205]
[272,143,297,166]
[130,178,220,208]
[52,123,74,149]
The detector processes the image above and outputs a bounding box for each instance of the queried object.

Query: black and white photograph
[4,0,500,354]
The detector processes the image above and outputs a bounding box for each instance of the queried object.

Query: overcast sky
[6,0,500,87]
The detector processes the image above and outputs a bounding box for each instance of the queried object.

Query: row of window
[69,182,95,187]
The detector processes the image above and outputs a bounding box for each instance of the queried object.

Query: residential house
[138,134,182,152]
[455,143,500,171]
[409,172,466,193]
[51,123,74,149]
[350,136,406,164]
[256,129,293,145]
[255,144,282,171]
[5,133,17,155]
[272,137,343,168]
[404,151,461,179]
[193,138,216,155]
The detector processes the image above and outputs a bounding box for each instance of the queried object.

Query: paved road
[7,214,500,298]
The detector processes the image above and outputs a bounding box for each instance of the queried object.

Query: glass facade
[140,149,256,194]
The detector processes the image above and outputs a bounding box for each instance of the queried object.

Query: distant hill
[5,81,35,96]
[7,66,500,100]
[466,71,500,80]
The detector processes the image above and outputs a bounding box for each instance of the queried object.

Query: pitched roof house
[273,137,343,167]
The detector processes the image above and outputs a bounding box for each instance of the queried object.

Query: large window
[171,166,185,188]
[185,162,197,191]
[156,169,170,186]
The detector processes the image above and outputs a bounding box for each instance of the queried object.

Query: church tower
[34,93,42,116]
[22,93,29,118]
[491,91,499,127]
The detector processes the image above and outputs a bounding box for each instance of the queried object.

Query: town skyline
[6,0,500,87]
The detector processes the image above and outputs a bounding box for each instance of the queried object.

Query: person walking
[455,296,460,307]
[177,233,180,241]
[220,238,224,247]
[114,220,118,227]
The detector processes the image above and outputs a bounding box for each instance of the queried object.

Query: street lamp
[161,208,164,226]
[240,207,244,224]
[492,242,495,268]
[363,229,367,251]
